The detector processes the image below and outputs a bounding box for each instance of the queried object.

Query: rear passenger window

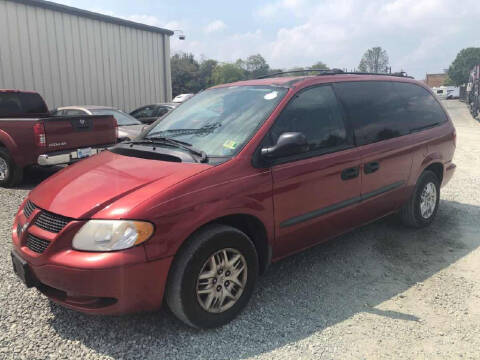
[334,81,448,146]
[333,81,406,146]
[392,82,448,132]
[269,86,348,153]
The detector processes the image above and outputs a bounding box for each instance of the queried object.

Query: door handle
[341,166,359,180]
[364,161,380,174]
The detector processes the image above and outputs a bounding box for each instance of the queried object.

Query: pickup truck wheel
[400,170,440,228]
[0,148,23,187]
[165,224,258,329]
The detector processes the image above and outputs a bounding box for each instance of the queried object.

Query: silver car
[53,106,144,141]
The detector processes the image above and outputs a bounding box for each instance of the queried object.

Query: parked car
[129,103,178,124]
[53,106,144,141]
[432,86,448,100]
[172,93,194,103]
[0,90,117,187]
[11,73,456,329]
[446,86,460,99]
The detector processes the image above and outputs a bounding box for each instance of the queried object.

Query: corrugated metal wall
[0,0,172,111]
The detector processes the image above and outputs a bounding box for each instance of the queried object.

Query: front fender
[139,170,275,261]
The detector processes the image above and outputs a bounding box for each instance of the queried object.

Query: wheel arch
[174,213,271,275]
[423,162,444,184]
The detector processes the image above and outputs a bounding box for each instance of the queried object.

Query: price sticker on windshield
[223,140,238,150]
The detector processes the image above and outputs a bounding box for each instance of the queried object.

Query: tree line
[171,53,330,96]
[171,45,480,95]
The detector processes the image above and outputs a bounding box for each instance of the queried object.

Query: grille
[26,233,51,254]
[34,211,71,233]
[23,200,36,218]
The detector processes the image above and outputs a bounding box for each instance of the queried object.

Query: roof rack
[256,69,344,79]
[257,69,413,79]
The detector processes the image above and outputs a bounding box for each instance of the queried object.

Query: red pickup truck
[0,90,117,187]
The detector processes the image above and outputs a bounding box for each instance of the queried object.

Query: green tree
[358,47,389,73]
[310,61,329,70]
[170,53,201,96]
[212,63,246,85]
[447,47,480,85]
[235,54,270,79]
[198,59,218,89]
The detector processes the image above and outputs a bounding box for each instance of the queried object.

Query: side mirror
[261,132,308,159]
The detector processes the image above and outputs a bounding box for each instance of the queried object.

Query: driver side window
[269,85,348,152]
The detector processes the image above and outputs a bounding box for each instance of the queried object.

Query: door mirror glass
[261,132,308,158]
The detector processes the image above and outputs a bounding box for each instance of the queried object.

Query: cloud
[249,0,480,78]
[204,20,227,34]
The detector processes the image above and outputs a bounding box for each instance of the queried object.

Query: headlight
[72,220,154,251]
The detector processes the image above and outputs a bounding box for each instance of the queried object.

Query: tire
[165,224,259,329]
[400,170,440,228]
[0,148,23,187]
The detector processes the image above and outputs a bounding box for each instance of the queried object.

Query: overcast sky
[57,0,480,80]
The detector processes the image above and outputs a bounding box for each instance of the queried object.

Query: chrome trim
[37,147,106,166]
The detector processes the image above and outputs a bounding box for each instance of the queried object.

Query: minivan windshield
[144,86,288,157]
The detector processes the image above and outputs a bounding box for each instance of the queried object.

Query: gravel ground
[1,100,480,359]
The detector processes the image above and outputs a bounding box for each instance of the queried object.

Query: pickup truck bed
[0,90,117,187]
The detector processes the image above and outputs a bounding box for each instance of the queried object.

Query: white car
[172,93,194,103]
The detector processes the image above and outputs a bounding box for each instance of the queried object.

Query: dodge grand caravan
[11,71,456,328]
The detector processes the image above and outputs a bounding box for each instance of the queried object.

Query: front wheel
[165,224,258,328]
[400,170,440,228]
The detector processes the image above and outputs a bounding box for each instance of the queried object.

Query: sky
[56,0,480,80]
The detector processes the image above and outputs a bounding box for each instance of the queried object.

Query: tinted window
[334,81,448,146]
[392,82,448,132]
[131,106,157,118]
[0,92,48,116]
[155,107,169,117]
[334,81,409,145]
[269,86,347,152]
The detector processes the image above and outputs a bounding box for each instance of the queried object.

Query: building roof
[8,0,174,35]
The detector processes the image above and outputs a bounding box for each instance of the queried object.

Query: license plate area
[77,147,92,159]
[11,251,36,288]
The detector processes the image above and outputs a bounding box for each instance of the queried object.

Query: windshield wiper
[125,137,208,163]
[146,122,221,138]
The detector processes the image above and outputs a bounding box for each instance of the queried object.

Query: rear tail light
[33,123,46,147]
[113,117,119,142]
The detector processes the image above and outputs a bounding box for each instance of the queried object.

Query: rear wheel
[400,170,440,228]
[0,148,23,187]
[165,224,258,328]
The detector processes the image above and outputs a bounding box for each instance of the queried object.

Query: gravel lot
[1,100,479,359]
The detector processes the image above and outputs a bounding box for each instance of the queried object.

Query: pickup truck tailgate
[43,115,117,151]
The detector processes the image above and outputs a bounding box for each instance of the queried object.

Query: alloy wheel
[196,248,248,313]
[420,182,437,219]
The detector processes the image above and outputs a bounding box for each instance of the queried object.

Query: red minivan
[11,72,456,328]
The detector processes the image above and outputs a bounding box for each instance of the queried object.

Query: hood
[118,124,145,139]
[29,151,210,218]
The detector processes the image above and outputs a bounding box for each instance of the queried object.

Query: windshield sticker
[223,140,238,150]
[264,91,278,100]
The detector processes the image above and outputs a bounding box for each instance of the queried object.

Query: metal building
[0,0,173,111]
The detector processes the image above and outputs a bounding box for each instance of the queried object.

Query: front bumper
[12,203,173,315]
[37,146,111,166]
[30,254,173,315]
